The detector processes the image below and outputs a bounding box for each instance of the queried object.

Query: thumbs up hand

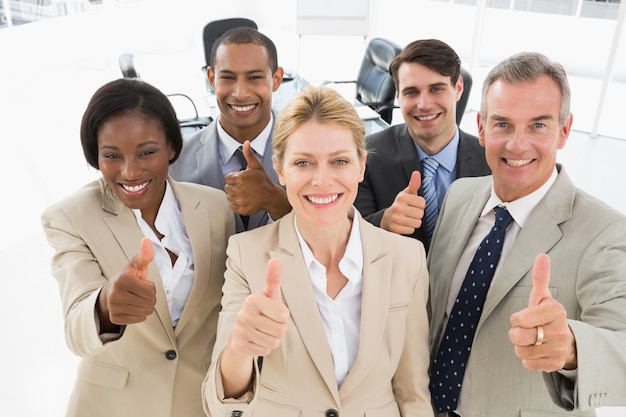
[381,170,426,235]
[224,141,291,220]
[229,259,290,357]
[98,237,157,331]
[509,254,577,371]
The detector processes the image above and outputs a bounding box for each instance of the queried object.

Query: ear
[208,68,216,90]
[272,67,285,92]
[455,75,464,102]
[358,152,367,182]
[557,113,573,150]
[274,161,286,186]
[168,142,176,161]
[477,111,486,147]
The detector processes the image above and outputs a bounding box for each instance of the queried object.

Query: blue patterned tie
[430,207,513,413]
[422,157,439,243]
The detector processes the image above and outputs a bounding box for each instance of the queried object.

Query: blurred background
[1,0,625,416]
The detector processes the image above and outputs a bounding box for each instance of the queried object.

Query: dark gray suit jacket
[355,124,491,247]
[169,114,279,233]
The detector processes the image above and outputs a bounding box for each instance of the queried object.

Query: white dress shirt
[216,114,273,175]
[294,207,364,387]
[133,181,194,328]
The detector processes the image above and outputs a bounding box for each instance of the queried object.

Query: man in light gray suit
[170,27,291,232]
[428,52,626,417]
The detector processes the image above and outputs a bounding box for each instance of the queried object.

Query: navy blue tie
[430,206,513,413]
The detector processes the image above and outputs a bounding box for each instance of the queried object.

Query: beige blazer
[428,165,626,416]
[41,177,234,417]
[203,211,434,417]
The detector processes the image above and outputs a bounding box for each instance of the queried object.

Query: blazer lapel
[168,179,211,336]
[99,180,175,342]
[196,125,225,189]
[338,219,390,398]
[396,127,421,188]
[430,182,490,335]
[272,213,341,404]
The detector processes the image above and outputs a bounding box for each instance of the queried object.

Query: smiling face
[209,43,283,143]
[97,111,175,225]
[478,75,573,202]
[397,62,463,154]
[276,120,366,232]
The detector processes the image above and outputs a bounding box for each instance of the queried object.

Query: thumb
[406,170,422,195]
[529,253,552,307]
[242,140,263,169]
[134,237,154,280]
[264,258,282,302]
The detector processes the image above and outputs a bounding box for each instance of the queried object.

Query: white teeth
[505,159,533,167]
[417,114,438,121]
[231,104,255,112]
[122,181,149,192]
[307,195,339,205]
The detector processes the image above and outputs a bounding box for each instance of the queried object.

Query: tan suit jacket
[203,211,434,417]
[42,177,235,417]
[428,166,626,416]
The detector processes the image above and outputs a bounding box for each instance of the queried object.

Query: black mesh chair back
[202,18,258,69]
[354,38,402,124]
[119,53,140,78]
[457,67,473,125]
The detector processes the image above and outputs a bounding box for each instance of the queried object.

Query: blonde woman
[203,85,433,417]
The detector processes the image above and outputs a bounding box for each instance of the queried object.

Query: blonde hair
[272,85,366,171]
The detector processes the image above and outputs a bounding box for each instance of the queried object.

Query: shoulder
[43,180,103,218]
[365,124,406,146]
[360,216,424,254]
[458,129,481,147]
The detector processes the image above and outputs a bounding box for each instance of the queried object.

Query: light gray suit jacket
[203,211,434,417]
[428,165,626,417]
[42,177,235,417]
[169,115,280,233]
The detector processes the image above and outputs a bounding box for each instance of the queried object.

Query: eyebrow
[99,140,160,150]
[489,114,555,122]
[218,68,266,76]
[401,81,448,94]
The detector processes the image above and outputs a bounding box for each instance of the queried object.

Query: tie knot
[493,206,513,230]
[234,146,247,170]
[422,157,439,178]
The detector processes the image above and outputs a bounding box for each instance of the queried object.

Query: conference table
[275,72,390,135]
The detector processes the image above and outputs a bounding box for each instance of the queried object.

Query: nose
[232,78,251,99]
[505,129,529,153]
[121,156,141,179]
[416,92,432,110]
[312,164,332,187]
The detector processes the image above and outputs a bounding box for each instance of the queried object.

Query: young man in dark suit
[355,39,490,250]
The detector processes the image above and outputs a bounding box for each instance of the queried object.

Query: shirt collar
[481,167,558,227]
[131,179,177,235]
[415,126,460,173]
[216,113,273,165]
[294,207,364,284]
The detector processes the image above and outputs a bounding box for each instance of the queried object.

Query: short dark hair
[389,39,461,89]
[80,78,183,169]
[210,26,278,73]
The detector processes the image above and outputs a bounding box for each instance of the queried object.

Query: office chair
[326,37,402,125]
[117,53,212,133]
[119,53,140,78]
[202,17,258,71]
[456,66,472,125]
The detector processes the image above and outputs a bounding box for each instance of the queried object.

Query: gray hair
[480,52,571,125]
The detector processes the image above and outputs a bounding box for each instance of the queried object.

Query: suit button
[165,350,177,360]
[325,409,339,417]
[231,411,243,417]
